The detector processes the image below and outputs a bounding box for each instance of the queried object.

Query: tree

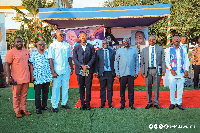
[104,0,200,46]
[7,0,54,49]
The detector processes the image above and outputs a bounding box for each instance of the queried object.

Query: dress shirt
[115,46,139,77]
[48,41,72,75]
[103,48,111,71]
[29,50,52,85]
[148,45,156,67]
[5,48,30,84]
[81,44,87,51]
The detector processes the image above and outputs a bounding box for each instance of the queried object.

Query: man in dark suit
[141,35,166,109]
[73,32,96,110]
[95,39,116,108]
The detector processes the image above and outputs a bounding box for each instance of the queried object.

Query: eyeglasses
[38,44,45,46]
[123,40,128,42]
[103,43,108,44]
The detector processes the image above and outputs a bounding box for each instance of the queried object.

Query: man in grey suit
[141,35,166,109]
[95,39,115,108]
[115,37,140,110]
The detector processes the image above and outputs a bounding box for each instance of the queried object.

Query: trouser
[120,76,134,105]
[78,74,93,107]
[169,78,184,105]
[194,65,200,87]
[99,71,114,105]
[12,83,29,113]
[51,74,70,108]
[145,69,161,105]
[34,82,50,109]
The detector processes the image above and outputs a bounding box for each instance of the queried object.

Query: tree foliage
[7,0,54,49]
[104,0,200,46]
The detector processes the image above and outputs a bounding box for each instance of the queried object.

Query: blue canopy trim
[39,3,171,28]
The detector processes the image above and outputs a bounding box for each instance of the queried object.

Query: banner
[110,27,148,51]
[0,13,7,63]
[61,26,104,56]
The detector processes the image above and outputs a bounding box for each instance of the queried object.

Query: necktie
[151,47,154,68]
[105,50,108,68]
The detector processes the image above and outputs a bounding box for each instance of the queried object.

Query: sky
[73,0,108,8]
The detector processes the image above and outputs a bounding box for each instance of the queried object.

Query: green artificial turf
[0,87,200,133]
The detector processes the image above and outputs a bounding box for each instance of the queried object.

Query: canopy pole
[39,21,42,40]
[166,15,171,48]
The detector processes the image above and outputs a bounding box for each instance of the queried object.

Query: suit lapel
[146,46,149,65]
[78,44,84,55]
[109,49,112,61]
[155,45,158,65]
[101,48,104,61]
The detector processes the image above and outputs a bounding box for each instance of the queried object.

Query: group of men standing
[5,28,197,118]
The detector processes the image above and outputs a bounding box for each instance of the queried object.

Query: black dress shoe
[194,86,198,90]
[53,108,58,113]
[130,105,135,110]
[120,104,125,110]
[145,104,153,109]
[41,107,52,111]
[154,105,161,109]
[80,104,86,110]
[86,106,91,110]
[62,104,71,109]
[169,104,175,110]
[36,109,42,114]
[99,104,105,108]
[109,103,114,108]
[177,105,184,110]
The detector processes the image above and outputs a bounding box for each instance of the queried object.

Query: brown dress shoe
[21,110,31,115]
[15,111,22,118]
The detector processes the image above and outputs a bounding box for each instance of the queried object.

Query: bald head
[148,35,156,46]
[56,31,65,42]
[172,36,180,48]
[79,32,87,45]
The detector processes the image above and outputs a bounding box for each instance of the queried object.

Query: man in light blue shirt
[165,36,189,110]
[48,31,73,113]
[114,37,140,110]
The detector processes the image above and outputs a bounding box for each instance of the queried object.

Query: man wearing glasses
[48,31,73,113]
[95,39,116,108]
[114,37,140,110]
[29,40,52,114]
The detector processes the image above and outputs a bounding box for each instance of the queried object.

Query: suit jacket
[73,43,96,75]
[95,48,116,77]
[0,55,3,72]
[141,45,166,77]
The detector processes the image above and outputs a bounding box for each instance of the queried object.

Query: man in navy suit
[73,32,96,110]
[95,39,116,108]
